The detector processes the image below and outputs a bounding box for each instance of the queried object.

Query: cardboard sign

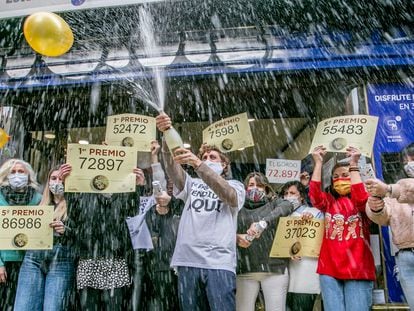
[202,112,254,153]
[266,159,301,184]
[270,217,324,258]
[65,144,136,193]
[105,114,156,152]
[0,205,53,250]
[309,115,379,157]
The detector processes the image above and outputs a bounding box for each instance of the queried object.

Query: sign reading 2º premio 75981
[0,205,53,250]
[65,144,136,193]
[202,112,254,153]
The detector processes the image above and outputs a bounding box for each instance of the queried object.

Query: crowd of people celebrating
[0,112,413,311]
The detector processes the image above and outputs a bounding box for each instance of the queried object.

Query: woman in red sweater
[309,145,375,311]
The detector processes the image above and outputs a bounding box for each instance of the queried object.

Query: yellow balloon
[24,12,74,57]
[0,128,9,149]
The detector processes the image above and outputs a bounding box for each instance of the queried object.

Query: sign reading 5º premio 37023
[65,144,136,193]
[202,112,254,153]
[270,217,324,258]
[0,205,53,250]
[308,115,378,158]
[105,114,156,152]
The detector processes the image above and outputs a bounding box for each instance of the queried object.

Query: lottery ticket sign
[270,217,324,258]
[202,113,254,153]
[0,205,53,250]
[105,114,156,152]
[266,159,301,184]
[308,115,379,157]
[65,144,136,193]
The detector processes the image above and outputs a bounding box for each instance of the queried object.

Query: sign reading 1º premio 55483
[105,114,156,152]
[65,144,136,193]
[0,205,53,250]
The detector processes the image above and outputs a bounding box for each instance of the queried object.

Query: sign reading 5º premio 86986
[270,217,324,258]
[202,112,254,153]
[65,144,136,193]
[105,114,156,152]
[0,205,53,250]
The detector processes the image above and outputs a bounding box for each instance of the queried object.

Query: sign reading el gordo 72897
[266,159,301,184]
[308,115,378,157]
[65,144,136,193]
[0,205,53,250]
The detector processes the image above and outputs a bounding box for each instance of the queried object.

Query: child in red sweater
[309,145,375,311]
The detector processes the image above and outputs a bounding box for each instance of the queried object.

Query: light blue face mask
[204,160,224,176]
[8,173,29,190]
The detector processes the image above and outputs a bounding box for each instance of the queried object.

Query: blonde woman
[0,159,42,311]
[14,165,75,311]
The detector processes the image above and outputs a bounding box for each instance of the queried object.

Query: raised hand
[312,145,327,164]
[155,113,172,132]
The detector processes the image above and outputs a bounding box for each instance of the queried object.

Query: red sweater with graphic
[309,181,375,280]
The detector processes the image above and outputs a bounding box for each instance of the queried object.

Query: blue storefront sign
[367,83,414,302]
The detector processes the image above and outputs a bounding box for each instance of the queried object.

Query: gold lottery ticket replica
[65,144,136,193]
[105,114,156,152]
[202,112,254,153]
[0,205,53,250]
[270,217,324,258]
[308,115,378,157]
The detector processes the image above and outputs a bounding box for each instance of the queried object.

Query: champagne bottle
[164,126,184,155]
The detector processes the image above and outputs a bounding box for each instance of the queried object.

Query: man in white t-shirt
[156,114,245,311]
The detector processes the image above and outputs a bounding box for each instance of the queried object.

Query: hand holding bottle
[155,112,172,132]
[172,148,202,168]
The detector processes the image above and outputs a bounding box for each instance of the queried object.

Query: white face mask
[49,182,64,195]
[285,196,301,209]
[8,173,29,190]
[404,162,414,178]
[204,160,224,176]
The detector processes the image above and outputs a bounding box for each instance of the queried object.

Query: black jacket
[66,189,139,261]
[237,198,293,274]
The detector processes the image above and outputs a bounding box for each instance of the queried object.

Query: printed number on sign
[209,124,239,139]
[113,124,146,134]
[2,218,41,229]
[268,170,298,178]
[284,227,316,239]
[79,157,124,171]
[322,125,363,135]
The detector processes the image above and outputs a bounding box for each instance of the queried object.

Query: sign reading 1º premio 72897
[65,144,136,193]
[0,205,53,250]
